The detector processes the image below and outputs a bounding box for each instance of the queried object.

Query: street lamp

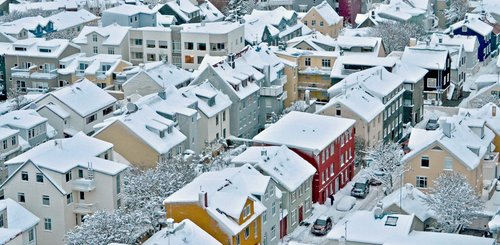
[436,62,442,106]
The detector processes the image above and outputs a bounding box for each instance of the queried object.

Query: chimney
[261,148,267,156]
[227,53,235,69]
[493,105,497,117]
[166,218,175,233]
[448,32,454,39]
[139,63,145,70]
[438,37,443,43]
[408,38,417,47]
[263,64,271,83]
[442,120,452,138]
[198,190,208,208]
[305,89,311,105]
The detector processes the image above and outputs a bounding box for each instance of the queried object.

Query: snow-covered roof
[38,103,70,119]
[164,164,269,236]
[0,109,47,130]
[47,9,98,31]
[232,145,316,191]
[95,106,186,155]
[181,21,242,34]
[243,7,301,43]
[5,38,78,58]
[5,132,127,175]
[374,0,425,22]
[121,61,192,88]
[384,231,495,245]
[318,85,385,122]
[459,103,500,137]
[0,15,49,34]
[144,219,221,245]
[327,211,414,244]
[180,81,232,118]
[58,53,129,76]
[0,198,39,244]
[104,4,156,16]
[381,183,435,222]
[329,66,404,100]
[35,79,116,117]
[416,42,462,70]
[336,35,380,50]
[199,0,224,22]
[451,17,494,37]
[306,0,342,25]
[392,60,428,84]
[330,55,397,79]
[236,44,285,81]
[73,24,130,45]
[430,34,478,53]
[136,86,198,117]
[0,127,18,140]
[163,0,199,22]
[404,114,495,170]
[253,111,355,152]
[157,13,177,26]
[401,46,449,70]
[287,31,336,51]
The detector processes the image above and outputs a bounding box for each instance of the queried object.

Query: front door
[299,206,304,223]
[335,177,340,192]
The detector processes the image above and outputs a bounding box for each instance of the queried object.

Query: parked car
[369,178,382,186]
[336,196,357,212]
[310,216,333,235]
[426,118,439,130]
[351,177,370,198]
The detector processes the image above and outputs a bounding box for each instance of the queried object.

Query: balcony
[11,66,58,80]
[72,178,96,192]
[483,152,499,180]
[73,202,97,214]
[484,152,499,166]
[75,69,85,77]
[260,85,283,97]
[95,71,107,80]
[278,75,287,85]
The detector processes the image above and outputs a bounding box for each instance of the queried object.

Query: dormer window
[243,204,251,218]
[101,64,111,71]
[242,79,248,87]
[167,126,173,134]
[92,34,98,42]
[159,130,165,138]
[39,48,51,53]
[232,84,240,91]
[208,97,215,107]
[14,47,26,51]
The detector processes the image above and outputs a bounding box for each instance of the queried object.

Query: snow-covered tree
[423,171,484,233]
[122,156,197,232]
[283,100,310,114]
[444,0,469,24]
[369,22,426,53]
[224,0,252,22]
[7,88,27,111]
[354,136,366,168]
[64,209,146,245]
[469,94,500,108]
[364,141,406,193]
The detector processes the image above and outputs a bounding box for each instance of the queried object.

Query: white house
[0,198,40,245]
[72,24,131,61]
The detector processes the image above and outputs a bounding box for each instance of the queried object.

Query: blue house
[450,17,493,62]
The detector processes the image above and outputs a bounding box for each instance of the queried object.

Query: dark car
[351,177,370,198]
[310,216,333,235]
[426,118,439,130]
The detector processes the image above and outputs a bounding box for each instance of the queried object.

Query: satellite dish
[126,102,138,113]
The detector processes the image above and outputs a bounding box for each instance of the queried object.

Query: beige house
[72,24,131,61]
[279,58,299,107]
[403,114,496,194]
[1,133,128,245]
[93,105,187,168]
[301,1,343,38]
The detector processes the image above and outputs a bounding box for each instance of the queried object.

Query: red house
[253,111,356,204]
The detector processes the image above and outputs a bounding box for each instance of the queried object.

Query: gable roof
[47,9,98,31]
[5,38,78,58]
[121,61,192,87]
[381,183,435,222]
[144,219,221,245]
[72,24,130,45]
[0,198,39,244]
[180,81,232,118]
[450,17,494,37]
[306,1,342,25]
[401,46,449,70]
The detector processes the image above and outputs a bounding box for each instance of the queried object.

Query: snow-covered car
[335,196,356,212]
[426,118,439,130]
[310,216,333,236]
[351,178,370,198]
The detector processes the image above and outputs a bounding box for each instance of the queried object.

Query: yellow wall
[282,64,299,107]
[165,200,262,245]
[404,142,483,194]
[301,9,343,38]
[94,121,160,168]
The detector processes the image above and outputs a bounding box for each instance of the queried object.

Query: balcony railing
[96,71,107,80]
[484,152,499,165]
[260,85,284,97]
[73,202,97,214]
[11,66,58,80]
[72,178,96,192]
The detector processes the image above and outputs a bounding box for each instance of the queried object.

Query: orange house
[164,166,266,245]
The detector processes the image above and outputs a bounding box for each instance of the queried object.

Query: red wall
[339,0,361,24]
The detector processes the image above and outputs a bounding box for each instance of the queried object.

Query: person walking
[329,194,335,206]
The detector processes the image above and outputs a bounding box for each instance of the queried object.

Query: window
[421,156,429,168]
[65,171,72,182]
[271,225,276,240]
[146,40,155,48]
[78,169,84,178]
[21,171,28,181]
[312,20,316,26]
[197,56,204,64]
[134,39,143,46]
[322,59,331,67]
[223,110,226,121]
[185,42,194,50]
[184,55,194,64]
[66,193,73,204]
[244,226,250,239]
[86,114,97,124]
[44,218,52,231]
[461,26,467,32]
[159,41,168,49]
[330,165,334,176]
[197,43,207,50]
[147,53,156,61]
[18,193,25,203]
[272,202,276,215]
[116,173,121,194]
[133,52,143,59]
[292,209,297,224]
[254,220,258,237]
[235,234,240,245]
[80,191,85,200]
[42,195,50,206]
[304,20,308,25]
[103,106,113,116]
[427,78,437,87]
[36,173,44,183]
[0,214,3,227]
[305,57,311,66]
[92,46,98,54]
[444,157,453,170]
[28,228,34,242]
[92,34,98,42]
[416,176,428,188]
[320,21,324,26]
[107,47,114,54]
[263,211,267,223]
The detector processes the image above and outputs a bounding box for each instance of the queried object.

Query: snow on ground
[283,171,383,244]
[460,59,499,107]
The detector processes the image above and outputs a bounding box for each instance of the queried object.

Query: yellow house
[402,115,496,194]
[164,164,273,245]
[301,1,343,38]
[275,48,337,102]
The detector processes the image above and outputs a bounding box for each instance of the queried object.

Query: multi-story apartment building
[32,79,117,137]
[232,145,316,237]
[1,133,128,245]
[102,4,157,28]
[165,164,279,245]
[72,24,131,62]
[301,1,343,38]
[4,38,80,93]
[180,81,232,151]
[180,21,244,70]
[191,55,262,139]
[128,27,172,65]
[0,198,40,245]
[93,104,187,168]
[328,66,405,142]
[254,111,355,204]
[330,55,397,84]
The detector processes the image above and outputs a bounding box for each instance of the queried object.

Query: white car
[335,196,356,212]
